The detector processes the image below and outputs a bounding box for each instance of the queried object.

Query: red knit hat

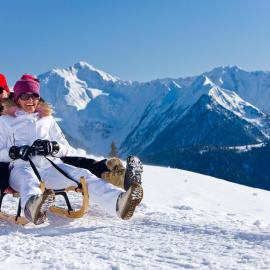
[0,73,10,93]
[13,74,40,100]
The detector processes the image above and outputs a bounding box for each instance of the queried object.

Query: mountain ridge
[37,61,270,189]
[38,61,270,155]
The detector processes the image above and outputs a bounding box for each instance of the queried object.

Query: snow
[208,87,270,138]
[204,66,270,114]
[88,88,109,99]
[171,81,181,89]
[52,68,91,111]
[203,76,214,87]
[74,61,119,83]
[1,161,270,269]
[225,143,268,154]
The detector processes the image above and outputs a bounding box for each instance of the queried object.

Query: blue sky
[1,0,270,85]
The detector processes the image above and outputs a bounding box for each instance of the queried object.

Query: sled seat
[0,177,89,225]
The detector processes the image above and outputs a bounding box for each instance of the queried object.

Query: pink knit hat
[13,74,40,100]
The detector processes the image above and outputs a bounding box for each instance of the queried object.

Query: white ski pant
[9,163,123,217]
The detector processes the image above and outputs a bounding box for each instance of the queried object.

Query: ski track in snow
[1,165,270,269]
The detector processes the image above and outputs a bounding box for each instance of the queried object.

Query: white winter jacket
[0,100,72,168]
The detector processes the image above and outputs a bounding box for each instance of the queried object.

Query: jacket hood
[0,98,53,117]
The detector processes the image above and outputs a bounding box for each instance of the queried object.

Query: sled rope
[28,156,81,188]
[45,157,80,186]
[28,158,42,182]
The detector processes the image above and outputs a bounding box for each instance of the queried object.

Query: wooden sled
[0,177,89,225]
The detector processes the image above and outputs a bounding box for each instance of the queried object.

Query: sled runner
[0,157,89,225]
[0,187,29,225]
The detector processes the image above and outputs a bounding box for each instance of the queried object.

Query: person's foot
[101,158,126,188]
[105,157,124,171]
[116,182,143,220]
[124,156,143,191]
[24,189,55,225]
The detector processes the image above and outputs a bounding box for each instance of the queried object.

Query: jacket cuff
[53,144,71,157]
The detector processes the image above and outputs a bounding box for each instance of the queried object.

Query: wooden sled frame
[0,177,89,225]
[49,177,89,218]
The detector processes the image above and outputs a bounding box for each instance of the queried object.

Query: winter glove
[32,139,60,156]
[9,145,34,161]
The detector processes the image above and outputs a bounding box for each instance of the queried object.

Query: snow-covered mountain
[37,62,270,189]
[38,62,270,158]
[204,66,270,114]
[140,84,270,156]
[39,62,173,155]
[1,162,270,269]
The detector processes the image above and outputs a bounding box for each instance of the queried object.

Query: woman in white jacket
[0,74,143,225]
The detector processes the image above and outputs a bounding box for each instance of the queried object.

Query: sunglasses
[0,87,4,94]
[19,93,40,101]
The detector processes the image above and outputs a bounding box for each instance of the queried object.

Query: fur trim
[0,98,53,117]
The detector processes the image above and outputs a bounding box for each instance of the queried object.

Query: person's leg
[60,156,108,178]
[42,162,143,219]
[41,163,123,217]
[10,166,55,225]
[9,166,42,208]
[60,156,125,188]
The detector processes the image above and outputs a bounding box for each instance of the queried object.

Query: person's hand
[9,145,34,161]
[32,139,59,156]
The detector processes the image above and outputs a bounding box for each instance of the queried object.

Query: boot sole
[124,156,143,191]
[120,183,143,220]
[33,189,55,225]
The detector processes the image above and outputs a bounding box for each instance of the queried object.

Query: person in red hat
[0,74,10,191]
[0,73,10,100]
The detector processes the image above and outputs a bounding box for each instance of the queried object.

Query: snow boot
[116,182,143,220]
[101,158,126,188]
[24,189,55,225]
[124,156,143,191]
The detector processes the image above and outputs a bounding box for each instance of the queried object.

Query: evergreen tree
[109,141,119,157]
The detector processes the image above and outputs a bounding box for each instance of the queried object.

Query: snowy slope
[1,162,270,270]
